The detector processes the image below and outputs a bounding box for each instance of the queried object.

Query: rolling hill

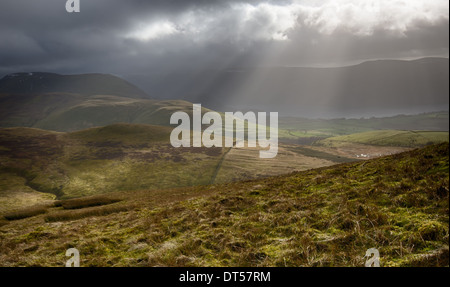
[0,143,447,267]
[0,72,213,132]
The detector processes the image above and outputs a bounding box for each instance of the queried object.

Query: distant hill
[0,92,207,131]
[0,71,211,131]
[0,72,147,98]
[30,97,208,132]
[1,65,448,133]
[140,57,449,117]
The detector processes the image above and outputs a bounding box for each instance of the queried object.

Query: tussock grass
[3,205,48,221]
[54,195,122,210]
[45,203,135,222]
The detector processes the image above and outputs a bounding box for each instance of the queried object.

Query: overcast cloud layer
[0,0,448,79]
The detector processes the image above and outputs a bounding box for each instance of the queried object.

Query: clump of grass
[407,246,449,267]
[45,203,135,222]
[54,195,122,210]
[3,205,49,221]
[417,221,447,241]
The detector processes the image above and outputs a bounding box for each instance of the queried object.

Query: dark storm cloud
[0,0,448,78]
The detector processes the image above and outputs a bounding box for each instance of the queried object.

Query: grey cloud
[0,0,448,85]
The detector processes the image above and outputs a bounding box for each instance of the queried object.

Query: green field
[278,112,449,144]
[316,130,449,148]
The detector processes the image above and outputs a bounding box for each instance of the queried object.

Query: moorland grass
[54,195,122,210]
[0,143,448,267]
[45,203,135,222]
[3,205,49,221]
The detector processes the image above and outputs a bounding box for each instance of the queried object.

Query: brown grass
[0,143,447,267]
[3,205,49,221]
[45,203,135,222]
[54,195,122,210]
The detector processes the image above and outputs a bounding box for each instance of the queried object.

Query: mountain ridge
[0,72,148,98]
[128,57,448,117]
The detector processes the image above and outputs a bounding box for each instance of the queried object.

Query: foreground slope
[0,143,448,266]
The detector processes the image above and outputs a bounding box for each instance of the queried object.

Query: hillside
[2,123,447,212]
[0,143,448,267]
[31,98,209,132]
[138,57,449,117]
[0,124,226,208]
[0,72,217,132]
[0,91,209,132]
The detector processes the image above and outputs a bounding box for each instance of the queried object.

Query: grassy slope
[317,130,449,148]
[213,144,357,184]
[0,124,225,203]
[0,143,448,267]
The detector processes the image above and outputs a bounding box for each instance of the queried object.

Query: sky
[0,0,448,74]
[0,0,449,115]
